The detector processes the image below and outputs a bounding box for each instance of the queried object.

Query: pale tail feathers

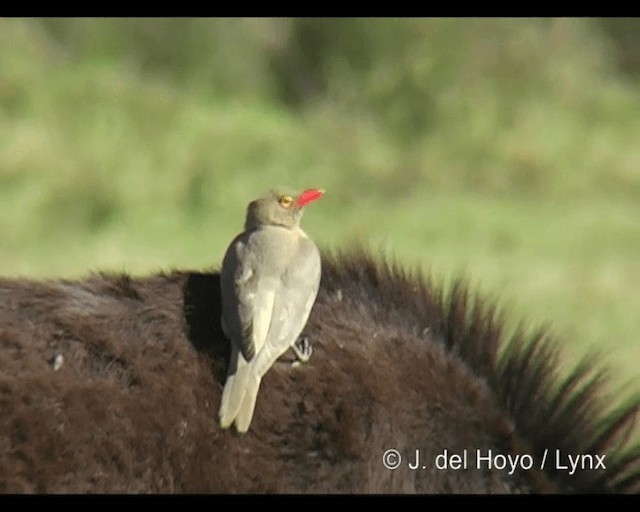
[219,348,251,429]
[234,373,262,433]
[219,347,262,434]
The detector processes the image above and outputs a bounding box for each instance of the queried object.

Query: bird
[218,187,325,433]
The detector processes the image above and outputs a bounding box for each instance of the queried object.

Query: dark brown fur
[0,249,638,493]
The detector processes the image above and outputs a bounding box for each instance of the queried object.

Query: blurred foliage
[598,17,640,76]
[4,18,639,206]
[1,18,639,386]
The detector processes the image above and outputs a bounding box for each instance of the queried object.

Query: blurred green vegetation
[1,18,639,392]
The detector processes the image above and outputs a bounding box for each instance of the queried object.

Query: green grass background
[1,19,638,398]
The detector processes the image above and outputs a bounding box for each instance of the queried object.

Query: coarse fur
[0,248,638,493]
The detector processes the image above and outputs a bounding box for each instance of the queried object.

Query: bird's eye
[279,195,294,209]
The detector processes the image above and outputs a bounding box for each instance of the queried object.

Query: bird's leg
[291,335,313,365]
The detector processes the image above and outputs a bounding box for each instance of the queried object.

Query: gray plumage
[219,188,324,433]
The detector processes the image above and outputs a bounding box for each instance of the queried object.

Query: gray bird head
[244,188,325,231]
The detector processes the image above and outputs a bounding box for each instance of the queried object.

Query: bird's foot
[291,335,313,367]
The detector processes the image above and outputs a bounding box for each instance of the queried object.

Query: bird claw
[291,335,313,365]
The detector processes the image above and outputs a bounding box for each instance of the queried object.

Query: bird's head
[245,188,325,231]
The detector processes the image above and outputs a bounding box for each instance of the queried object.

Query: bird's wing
[220,230,281,361]
[254,235,322,377]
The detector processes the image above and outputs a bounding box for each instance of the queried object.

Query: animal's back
[0,251,638,493]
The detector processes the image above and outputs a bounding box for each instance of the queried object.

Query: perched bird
[219,188,325,433]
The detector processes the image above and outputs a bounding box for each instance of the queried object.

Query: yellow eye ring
[279,195,294,209]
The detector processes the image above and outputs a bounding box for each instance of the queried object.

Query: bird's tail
[219,348,262,434]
